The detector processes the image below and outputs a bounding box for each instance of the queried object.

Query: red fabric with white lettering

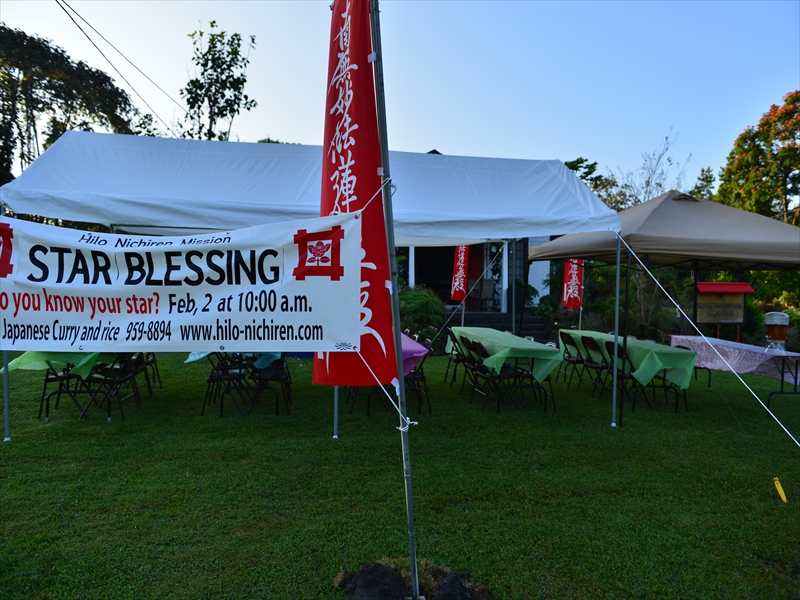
[313,0,397,385]
[562,259,584,310]
[449,245,469,302]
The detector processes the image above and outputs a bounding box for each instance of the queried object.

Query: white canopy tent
[0,130,622,441]
[0,131,620,246]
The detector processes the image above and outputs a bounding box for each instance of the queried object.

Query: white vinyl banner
[0,213,362,352]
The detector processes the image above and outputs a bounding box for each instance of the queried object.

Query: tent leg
[619,253,632,427]
[3,351,10,442]
[611,235,621,427]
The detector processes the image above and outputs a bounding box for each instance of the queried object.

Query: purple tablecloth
[670,335,799,385]
[401,333,428,376]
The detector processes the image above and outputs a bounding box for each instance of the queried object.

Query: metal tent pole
[511,242,516,335]
[619,252,632,427]
[3,351,10,441]
[611,236,621,427]
[369,1,420,597]
[333,386,339,439]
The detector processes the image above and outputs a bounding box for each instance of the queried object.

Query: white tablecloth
[670,335,799,385]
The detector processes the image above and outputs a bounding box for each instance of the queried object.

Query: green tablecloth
[450,326,563,383]
[2,351,114,379]
[559,329,697,390]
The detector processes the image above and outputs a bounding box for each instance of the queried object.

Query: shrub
[398,286,445,352]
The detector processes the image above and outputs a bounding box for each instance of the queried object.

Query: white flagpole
[369,1,420,597]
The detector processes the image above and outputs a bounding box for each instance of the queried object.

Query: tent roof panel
[528,191,800,270]
[1,131,620,246]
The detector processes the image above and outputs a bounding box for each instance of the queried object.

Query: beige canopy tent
[529,190,800,426]
[528,190,800,270]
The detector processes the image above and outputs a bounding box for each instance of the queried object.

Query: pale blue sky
[3,0,799,189]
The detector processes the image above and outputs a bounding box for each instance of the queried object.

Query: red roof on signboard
[696,282,755,294]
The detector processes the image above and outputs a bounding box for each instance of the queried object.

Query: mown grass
[2,352,800,599]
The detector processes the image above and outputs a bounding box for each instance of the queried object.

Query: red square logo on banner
[293,226,345,281]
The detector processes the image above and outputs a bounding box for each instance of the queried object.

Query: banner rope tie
[356,350,417,431]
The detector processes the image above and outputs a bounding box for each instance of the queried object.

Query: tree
[565,136,693,334]
[257,136,295,144]
[566,131,690,211]
[688,167,716,199]
[180,21,257,141]
[564,157,630,210]
[716,90,800,224]
[614,130,690,207]
[0,24,138,184]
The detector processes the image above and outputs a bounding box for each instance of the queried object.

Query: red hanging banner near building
[449,245,469,302]
[562,259,584,310]
[313,0,397,385]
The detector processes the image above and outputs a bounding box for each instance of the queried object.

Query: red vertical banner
[449,245,469,302]
[562,259,584,310]
[313,0,397,385]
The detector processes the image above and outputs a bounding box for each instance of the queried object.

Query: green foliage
[257,136,296,144]
[564,157,630,210]
[398,286,445,346]
[180,21,257,141]
[514,278,539,309]
[785,309,800,353]
[0,24,137,183]
[739,269,800,311]
[567,131,694,211]
[394,247,409,288]
[688,166,716,199]
[717,90,800,225]
[615,130,690,207]
[534,295,555,320]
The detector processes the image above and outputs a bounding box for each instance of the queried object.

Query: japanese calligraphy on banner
[562,259,584,310]
[450,245,469,302]
[314,0,397,385]
[0,214,362,352]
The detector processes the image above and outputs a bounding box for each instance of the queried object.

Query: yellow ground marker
[774,477,788,503]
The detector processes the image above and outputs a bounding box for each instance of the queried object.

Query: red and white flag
[449,245,469,302]
[562,259,584,310]
[313,0,397,385]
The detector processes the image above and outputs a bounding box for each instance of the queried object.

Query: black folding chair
[250,353,292,415]
[202,353,257,416]
[581,335,612,399]
[344,385,390,416]
[133,352,162,397]
[83,353,142,421]
[558,331,585,388]
[444,328,471,391]
[405,338,432,415]
[39,361,90,422]
[470,340,519,412]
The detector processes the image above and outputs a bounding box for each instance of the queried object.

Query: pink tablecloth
[401,333,429,376]
[670,335,799,385]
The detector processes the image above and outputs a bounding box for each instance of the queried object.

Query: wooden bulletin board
[695,282,755,325]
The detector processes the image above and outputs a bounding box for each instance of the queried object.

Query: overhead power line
[54,0,185,135]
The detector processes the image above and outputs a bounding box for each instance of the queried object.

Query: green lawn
[2,352,800,599]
